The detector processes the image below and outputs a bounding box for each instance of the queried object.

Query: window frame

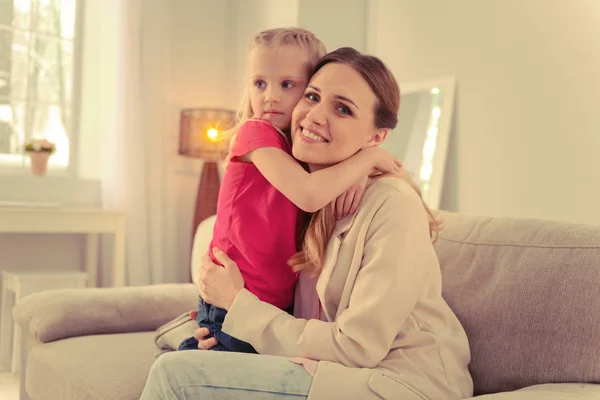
[0,0,85,178]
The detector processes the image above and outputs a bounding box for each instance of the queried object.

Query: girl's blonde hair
[225,27,327,145]
[288,48,442,276]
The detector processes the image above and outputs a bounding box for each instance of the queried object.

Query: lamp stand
[192,161,220,240]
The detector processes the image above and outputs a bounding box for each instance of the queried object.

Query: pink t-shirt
[209,118,299,310]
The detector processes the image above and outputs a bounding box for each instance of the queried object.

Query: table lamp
[179,108,236,238]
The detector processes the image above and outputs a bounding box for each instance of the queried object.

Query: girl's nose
[265,87,280,103]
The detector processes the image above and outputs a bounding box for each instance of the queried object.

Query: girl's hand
[197,249,245,310]
[334,175,368,219]
[188,310,218,350]
[431,209,446,232]
[367,147,403,175]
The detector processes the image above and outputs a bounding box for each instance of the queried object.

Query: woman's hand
[334,175,368,219]
[197,248,245,310]
[189,310,218,350]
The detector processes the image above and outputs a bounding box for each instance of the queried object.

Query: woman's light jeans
[140,350,313,399]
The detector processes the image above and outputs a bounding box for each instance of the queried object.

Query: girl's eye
[304,92,319,102]
[281,81,294,89]
[254,80,266,89]
[337,105,352,116]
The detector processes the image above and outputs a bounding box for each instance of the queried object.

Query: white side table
[0,207,126,287]
[0,270,88,374]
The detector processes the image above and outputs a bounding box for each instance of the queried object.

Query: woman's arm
[247,146,400,212]
[221,186,436,368]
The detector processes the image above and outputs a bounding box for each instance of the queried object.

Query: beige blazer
[223,177,473,400]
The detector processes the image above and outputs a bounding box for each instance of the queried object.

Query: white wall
[368,0,600,225]
[168,1,233,110]
[298,0,367,52]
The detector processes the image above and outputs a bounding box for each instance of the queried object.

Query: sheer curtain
[89,0,177,286]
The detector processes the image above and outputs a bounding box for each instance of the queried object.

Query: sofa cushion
[14,283,198,343]
[27,331,157,400]
[434,212,600,395]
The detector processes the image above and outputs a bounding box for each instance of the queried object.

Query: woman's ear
[364,129,389,148]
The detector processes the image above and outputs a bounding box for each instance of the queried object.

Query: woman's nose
[305,104,327,125]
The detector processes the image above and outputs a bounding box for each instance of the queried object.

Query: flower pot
[28,152,51,176]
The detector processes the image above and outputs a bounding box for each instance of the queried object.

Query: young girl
[179,28,402,353]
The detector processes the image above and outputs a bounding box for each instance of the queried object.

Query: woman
[141,48,473,400]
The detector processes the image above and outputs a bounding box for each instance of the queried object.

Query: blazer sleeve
[222,186,437,368]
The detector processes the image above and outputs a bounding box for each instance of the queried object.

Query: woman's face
[291,62,387,170]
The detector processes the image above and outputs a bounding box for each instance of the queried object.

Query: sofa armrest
[468,383,600,399]
[13,283,198,343]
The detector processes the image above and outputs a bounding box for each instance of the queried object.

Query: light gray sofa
[13,212,600,400]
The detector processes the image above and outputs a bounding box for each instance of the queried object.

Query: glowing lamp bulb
[207,128,219,141]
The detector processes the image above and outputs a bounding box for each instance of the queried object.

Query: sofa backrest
[434,212,600,395]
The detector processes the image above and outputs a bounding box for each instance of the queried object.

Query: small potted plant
[24,138,56,175]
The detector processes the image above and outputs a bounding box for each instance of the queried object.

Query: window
[0,0,81,173]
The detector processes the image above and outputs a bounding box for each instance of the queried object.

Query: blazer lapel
[316,211,359,320]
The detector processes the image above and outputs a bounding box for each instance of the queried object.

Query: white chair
[0,270,87,375]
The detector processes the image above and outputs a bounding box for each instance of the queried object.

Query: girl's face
[248,45,311,131]
[291,63,388,170]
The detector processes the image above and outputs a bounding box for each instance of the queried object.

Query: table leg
[0,279,14,372]
[113,217,126,286]
[11,317,20,373]
[85,233,99,287]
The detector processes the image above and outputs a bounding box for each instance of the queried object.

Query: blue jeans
[140,350,313,399]
[178,296,257,353]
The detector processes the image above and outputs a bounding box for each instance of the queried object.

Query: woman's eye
[337,105,352,116]
[281,81,294,89]
[304,92,319,102]
[254,80,266,89]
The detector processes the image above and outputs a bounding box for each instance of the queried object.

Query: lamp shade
[178,108,236,161]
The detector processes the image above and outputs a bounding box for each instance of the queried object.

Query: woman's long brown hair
[288,48,440,276]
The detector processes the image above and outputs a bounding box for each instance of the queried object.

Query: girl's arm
[247,146,399,212]
[333,175,368,219]
[220,185,435,368]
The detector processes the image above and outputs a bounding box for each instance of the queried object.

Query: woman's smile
[299,127,329,143]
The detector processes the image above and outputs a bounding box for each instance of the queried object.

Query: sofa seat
[26,332,156,400]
